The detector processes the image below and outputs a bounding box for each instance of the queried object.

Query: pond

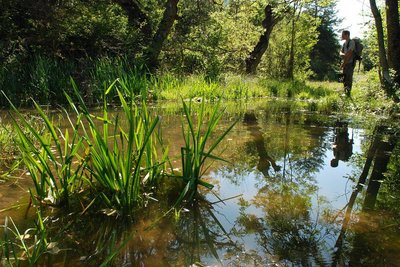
[1,100,399,266]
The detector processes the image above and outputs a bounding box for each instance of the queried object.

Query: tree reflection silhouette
[236,111,335,265]
[243,112,281,177]
[332,123,399,266]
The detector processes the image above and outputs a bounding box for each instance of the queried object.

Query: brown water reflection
[1,103,400,266]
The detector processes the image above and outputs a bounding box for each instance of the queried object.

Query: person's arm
[342,50,353,65]
[340,40,355,68]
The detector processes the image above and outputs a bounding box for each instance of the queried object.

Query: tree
[369,0,399,101]
[308,0,341,80]
[245,4,281,74]
[385,0,400,84]
[114,0,180,70]
[144,0,180,70]
[286,1,303,79]
[112,0,152,36]
[369,0,391,84]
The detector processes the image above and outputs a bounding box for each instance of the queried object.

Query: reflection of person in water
[243,112,281,176]
[330,121,353,168]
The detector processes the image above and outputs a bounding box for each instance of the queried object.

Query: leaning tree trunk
[145,0,179,71]
[369,0,391,86]
[386,0,400,86]
[245,5,279,74]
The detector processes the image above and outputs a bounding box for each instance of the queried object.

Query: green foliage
[0,0,136,60]
[0,0,347,99]
[0,57,75,107]
[0,123,18,169]
[90,57,150,102]
[261,10,319,79]
[308,0,342,80]
[351,71,394,113]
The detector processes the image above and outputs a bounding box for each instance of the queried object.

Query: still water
[1,101,399,266]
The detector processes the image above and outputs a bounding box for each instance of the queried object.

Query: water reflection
[330,120,353,168]
[37,197,238,266]
[1,104,400,266]
[332,123,399,266]
[243,112,281,177]
[227,111,333,265]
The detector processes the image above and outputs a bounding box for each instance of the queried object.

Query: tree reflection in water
[41,197,239,266]
[332,122,400,267]
[231,111,335,265]
[7,111,400,266]
[233,113,400,266]
[243,112,281,177]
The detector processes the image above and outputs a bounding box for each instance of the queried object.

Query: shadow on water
[1,102,400,266]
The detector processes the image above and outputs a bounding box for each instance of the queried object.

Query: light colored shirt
[341,39,355,64]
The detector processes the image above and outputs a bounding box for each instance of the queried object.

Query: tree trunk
[145,0,179,71]
[245,5,279,74]
[287,4,302,79]
[386,0,400,84]
[369,0,391,85]
[287,14,296,79]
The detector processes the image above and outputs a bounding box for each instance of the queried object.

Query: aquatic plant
[90,57,151,102]
[3,92,88,207]
[69,79,166,213]
[0,212,49,267]
[0,123,21,179]
[176,98,236,201]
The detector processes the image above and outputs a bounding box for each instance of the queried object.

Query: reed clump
[175,98,236,202]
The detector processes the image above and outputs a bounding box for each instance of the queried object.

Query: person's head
[330,158,339,168]
[341,30,350,41]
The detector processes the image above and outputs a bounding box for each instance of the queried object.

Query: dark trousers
[343,62,355,92]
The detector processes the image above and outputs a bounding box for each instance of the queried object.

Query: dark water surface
[1,101,399,266]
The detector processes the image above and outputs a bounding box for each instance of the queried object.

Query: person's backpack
[347,38,363,71]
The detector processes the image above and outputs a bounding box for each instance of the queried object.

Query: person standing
[340,30,355,96]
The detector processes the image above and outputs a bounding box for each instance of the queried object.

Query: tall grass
[0,56,75,107]
[1,55,347,114]
[0,123,19,175]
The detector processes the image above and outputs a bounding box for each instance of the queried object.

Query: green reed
[3,92,88,207]
[0,212,48,267]
[177,99,236,201]
[69,79,165,213]
[90,57,150,101]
